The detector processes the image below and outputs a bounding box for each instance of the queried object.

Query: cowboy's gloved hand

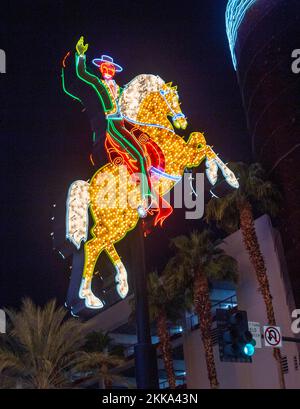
[76,36,88,56]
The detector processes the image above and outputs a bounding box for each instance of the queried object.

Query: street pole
[132,223,159,389]
[282,336,300,343]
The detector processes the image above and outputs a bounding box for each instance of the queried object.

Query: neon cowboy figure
[75,36,152,217]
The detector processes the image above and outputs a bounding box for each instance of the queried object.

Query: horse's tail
[66,180,90,249]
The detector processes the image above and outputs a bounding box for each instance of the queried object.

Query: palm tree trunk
[156,310,176,389]
[104,378,112,389]
[101,360,113,389]
[194,270,219,389]
[99,377,105,389]
[239,200,286,389]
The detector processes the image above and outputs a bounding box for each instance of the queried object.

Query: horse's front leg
[187,132,239,189]
[106,245,129,299]
[205,146,239,189]
[187,132,219,185]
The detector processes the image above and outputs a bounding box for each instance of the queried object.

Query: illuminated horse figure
[66,75,239,309]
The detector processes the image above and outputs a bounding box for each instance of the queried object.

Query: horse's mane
[119,74,165,121]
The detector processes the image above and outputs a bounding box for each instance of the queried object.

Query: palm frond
[169,229,239,288]
[0,298,108,388]
[206,162,282,233]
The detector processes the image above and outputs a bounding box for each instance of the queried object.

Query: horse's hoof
[79,278,105,309]
[117,282,129,299]
[222,170,239,189]
[115,263,129,299]
[85,295,105,309]
[205,159,218,186]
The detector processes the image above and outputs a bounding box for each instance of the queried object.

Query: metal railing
[159,377,186,389]
[190,294,237,329]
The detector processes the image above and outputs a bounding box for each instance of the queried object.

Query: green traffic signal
[243,330,256,356]
[243,343,255,356]
[217,309,256,362]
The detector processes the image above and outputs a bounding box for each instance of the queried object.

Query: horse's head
[159,82,188,130]
[119,74,187,130]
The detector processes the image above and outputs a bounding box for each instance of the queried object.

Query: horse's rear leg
[106,244,129,299]
[79,238,105,309]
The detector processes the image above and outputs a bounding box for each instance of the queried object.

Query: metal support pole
[132,224,159,389]
[282,336,300,343]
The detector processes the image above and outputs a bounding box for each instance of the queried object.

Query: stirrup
[137,205,147,218]
[137,195,153,218]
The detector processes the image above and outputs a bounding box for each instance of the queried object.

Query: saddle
[105,120,165,171]
[105,120,173,230]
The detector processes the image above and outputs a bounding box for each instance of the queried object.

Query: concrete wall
[86,295,133,333]
[184,215,300,389]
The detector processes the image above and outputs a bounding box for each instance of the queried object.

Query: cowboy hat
[92,54,123,72]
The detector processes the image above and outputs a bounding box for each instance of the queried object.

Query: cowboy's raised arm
[76,37,95,81]
[75,36,106,93]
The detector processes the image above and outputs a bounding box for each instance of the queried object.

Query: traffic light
[216,308,256,363]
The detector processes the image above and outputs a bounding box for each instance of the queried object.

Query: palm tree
[85,331,113,352]
[206,162,285,389]
[130,270,186,389]
[74,351,126,389]
[168,230,238,389]
[83,330,126,389]
[0,299,123,389]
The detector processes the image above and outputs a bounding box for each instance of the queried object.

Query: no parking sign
[263,326,282,348]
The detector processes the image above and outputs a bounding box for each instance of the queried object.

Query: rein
[150,166,182,182]
[159,89,186,122]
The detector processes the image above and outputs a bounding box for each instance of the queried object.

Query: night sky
[1,0,250,308]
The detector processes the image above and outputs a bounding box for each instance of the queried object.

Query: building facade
[225,0,300,307]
